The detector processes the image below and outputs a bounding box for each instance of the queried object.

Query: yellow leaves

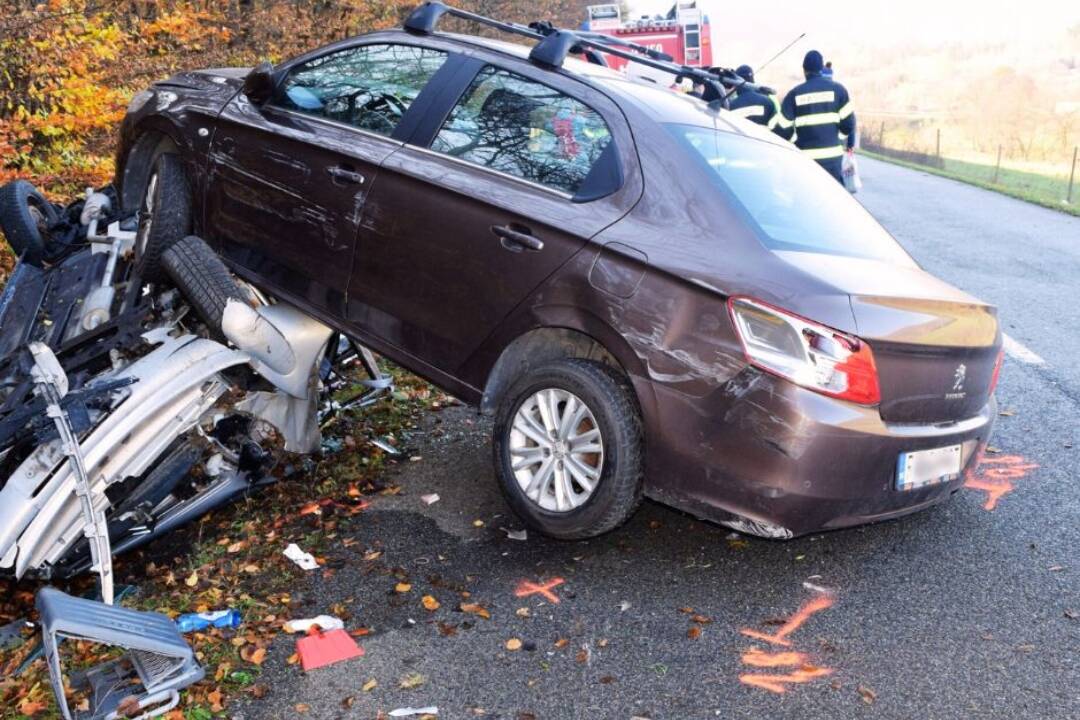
[460,603,491,619]
[505,638,522,651]
[184,570,199,587]
[395,582,412,593]
[362,678,378,692]
[422,595,440,611]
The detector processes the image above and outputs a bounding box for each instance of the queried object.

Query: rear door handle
[328,166,365,185]
[491,224,543,252]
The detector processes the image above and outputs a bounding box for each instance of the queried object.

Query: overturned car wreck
[0,182,390,604]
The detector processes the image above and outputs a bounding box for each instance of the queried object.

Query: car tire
[493,358,644,540]
[0,180,59,266]
[161,235,246,339]
[135,153,191,281]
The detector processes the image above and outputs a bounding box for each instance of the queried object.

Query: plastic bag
[842,151,862,194]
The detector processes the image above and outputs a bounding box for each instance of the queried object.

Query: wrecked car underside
[0,185,391,604]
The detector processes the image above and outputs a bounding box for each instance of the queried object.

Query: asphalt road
[232,158,1080,720]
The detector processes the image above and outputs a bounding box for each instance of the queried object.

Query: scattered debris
[296,628,364,671]
[284,615,345,634]
[422,595,441,611]
[421,493,441,505]
[858,685,878,704]
[399,671,427,689]
[371,437,403,455]
[502,527,528,541]
[506,638,523,651]
[175,609,242,633]
[390,706,439,717]
[284,543,320,571]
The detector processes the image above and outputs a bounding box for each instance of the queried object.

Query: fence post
[1068,146,1078,205]
[993,145,1002,184]
[936,128,941,158]
[879,120,885,146]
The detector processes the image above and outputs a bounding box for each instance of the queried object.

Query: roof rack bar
[401,2,773,106]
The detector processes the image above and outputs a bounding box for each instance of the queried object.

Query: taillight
[728,297,881,405]
[988,348,1004,395]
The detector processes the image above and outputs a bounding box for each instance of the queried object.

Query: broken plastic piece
[284,615,344,634]
[296,628,364,671]
[284,543,319,570]
[389,707,439,717]
[37,586,204,720]
[420,493,440,505]
[502,527,528,541]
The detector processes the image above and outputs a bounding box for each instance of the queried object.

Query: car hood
[149,67,249,110]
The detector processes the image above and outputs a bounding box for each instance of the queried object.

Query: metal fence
[860,117,1079,207]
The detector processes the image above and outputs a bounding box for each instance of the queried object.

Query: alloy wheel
[508,388,604,513]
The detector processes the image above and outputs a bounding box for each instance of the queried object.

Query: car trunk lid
[776,251,1000,423]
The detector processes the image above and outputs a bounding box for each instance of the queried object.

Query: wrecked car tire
[0,180,58,266]
[161,235,245,339]
[135,153,191,281]
[493,359,644,540]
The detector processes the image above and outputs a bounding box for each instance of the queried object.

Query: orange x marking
[964,453,1038,510]
[514,578,565,603]
[740,594,835,647]
[739,666,833,694]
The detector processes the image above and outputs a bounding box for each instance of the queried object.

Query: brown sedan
[114,5,1002,539]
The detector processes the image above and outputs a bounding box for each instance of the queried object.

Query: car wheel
[493,358,644,539]
[134,153,191,281]
[160,235,246,339]
[0,180,59,266]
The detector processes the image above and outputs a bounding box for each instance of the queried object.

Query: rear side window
[431,66,612,195]
[668,124,914,264]
[275,44,447,136]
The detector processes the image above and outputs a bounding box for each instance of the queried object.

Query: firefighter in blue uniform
[774,50,855,185]
[726,65,779,130]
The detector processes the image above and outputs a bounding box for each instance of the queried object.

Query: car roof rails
[402,1,771,106]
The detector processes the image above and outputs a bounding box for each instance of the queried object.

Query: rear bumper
[643,368,996,538]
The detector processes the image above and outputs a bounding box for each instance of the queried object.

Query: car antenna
[756,32,806,73]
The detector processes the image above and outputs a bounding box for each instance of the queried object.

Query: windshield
[667,124,915,265]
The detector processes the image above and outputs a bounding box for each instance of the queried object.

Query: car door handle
[491,224,544,252]
[327,166,365,185]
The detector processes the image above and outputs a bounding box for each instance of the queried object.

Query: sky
[628,0,1080,69]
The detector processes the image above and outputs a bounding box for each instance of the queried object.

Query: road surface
[233,157,1080,720]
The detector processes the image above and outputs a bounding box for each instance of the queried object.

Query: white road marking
[1002,334,1045,365]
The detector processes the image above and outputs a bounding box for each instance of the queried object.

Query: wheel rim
[508,388,604,513]
[135,171,157,259]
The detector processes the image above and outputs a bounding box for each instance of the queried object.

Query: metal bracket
[29,342,114,605]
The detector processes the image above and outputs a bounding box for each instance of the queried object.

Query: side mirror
[242,61,276,105]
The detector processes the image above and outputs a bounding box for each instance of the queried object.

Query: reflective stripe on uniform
[794,90,835,106]
[802,145,845,160]
[837,102,853,119]
[767,113,779,130]
[730,104,765,119]
[775,113,794,128]
[794,112,840,127]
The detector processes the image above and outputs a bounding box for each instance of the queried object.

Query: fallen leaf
[506,638,523,651]
[363,678,378,692]
[858,685,877,704]
[691,614,712,624]
[575,647,589,664]
[298,502,322,516]
[599,675,615,684]
[296,703,311,713]
[515,607,530,618]
[554,638,569,648]
[687,625,702,639]
[472,519,485,527]
[17,699,48,716]
[422,595,440,611]
[461,603,490,619]
[208,689,224,712]
[399,671,426,689]
[396,582,413,593]
[184,570,198,587]
[437,622,458,637]
[287,652,300,665]
[342,696,355,709]
[1065,609,1078,620]
[227,541,246,553]
[250,647,267,665]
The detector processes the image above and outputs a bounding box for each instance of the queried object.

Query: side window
[431,66,613,195]
[274,44,447,136]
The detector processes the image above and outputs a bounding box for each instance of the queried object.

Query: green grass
[859,149,1080,218]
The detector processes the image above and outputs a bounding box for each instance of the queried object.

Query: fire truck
[584,2,712,71]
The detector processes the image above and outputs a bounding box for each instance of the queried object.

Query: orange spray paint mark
[740,594,835,647]
[514,578,565,604]
[740,648,807,667]
[739,666,834,694]
[964,453,1038,511]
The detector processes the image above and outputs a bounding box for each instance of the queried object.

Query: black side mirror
[242,61,276,105]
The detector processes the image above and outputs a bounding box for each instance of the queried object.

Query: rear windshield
[667,124,915,265]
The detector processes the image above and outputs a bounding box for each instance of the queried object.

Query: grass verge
[859,149,1080,218]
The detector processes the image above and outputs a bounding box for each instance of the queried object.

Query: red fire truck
[585,2,712,71]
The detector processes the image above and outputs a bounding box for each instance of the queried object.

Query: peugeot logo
[953,363,967,392]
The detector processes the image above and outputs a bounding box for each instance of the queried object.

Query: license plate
[896,444,963,491]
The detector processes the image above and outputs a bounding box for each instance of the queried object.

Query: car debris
[283,615,346,634]
[389,707,440,717]
[296,626,364,671]
[37,586,204,720]
[175,608,243,633]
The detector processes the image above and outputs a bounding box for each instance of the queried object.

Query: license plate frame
[896,444,963,491]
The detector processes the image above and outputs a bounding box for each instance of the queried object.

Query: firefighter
[774,50,855,185]
[725,65,779,130]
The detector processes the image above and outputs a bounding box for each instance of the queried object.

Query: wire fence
[859,116,1080,212]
